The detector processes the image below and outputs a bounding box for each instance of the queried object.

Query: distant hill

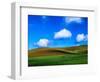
[28,45,88,57]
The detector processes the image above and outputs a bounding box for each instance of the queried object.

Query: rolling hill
[28,45,88,57]
[28,45,88,66]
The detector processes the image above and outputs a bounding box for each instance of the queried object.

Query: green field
[28,45,88,66]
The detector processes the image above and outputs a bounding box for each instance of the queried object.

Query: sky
[28,15,88,50]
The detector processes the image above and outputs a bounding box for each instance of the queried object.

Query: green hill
[28,45,87,57]
[28,45,88,66]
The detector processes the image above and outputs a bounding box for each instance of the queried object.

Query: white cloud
[76,34,87,42]
[65,17,82,23]
[54,28,72,39]
[85,34,88,41]
[35,39,49,47]
[42,16,47,19]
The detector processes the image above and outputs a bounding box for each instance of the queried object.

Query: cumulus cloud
[76,34,87,42]
[42,16,47,19]
[54,28,72,39]
[65,17,82,23]
[85,34,88,41]
[35,39,49,47]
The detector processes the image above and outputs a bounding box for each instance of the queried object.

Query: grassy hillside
[28,45,88,66]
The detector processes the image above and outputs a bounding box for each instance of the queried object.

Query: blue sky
[28,15,88,50]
